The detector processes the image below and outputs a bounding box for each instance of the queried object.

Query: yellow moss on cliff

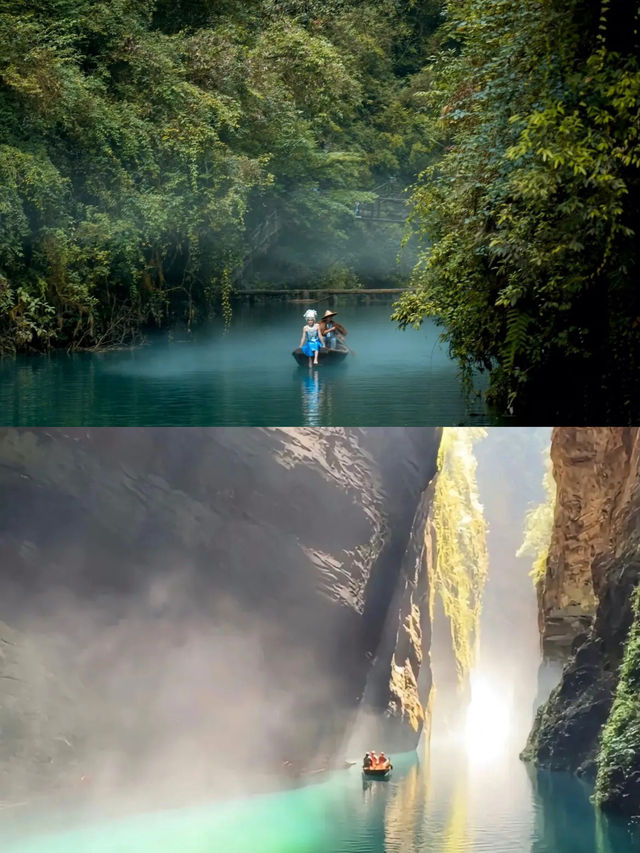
[432,428,489,682]
[517,448,555,585]
[389,654,424,733]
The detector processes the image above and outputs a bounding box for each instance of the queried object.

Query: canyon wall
[0,427,439,800]
[524,427,640,815]
[538,428,639,656]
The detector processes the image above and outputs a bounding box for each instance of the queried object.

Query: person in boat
[319,310,347,351]
[369,750,378,767]
[363,752,373,769]
[378,752,390,770]
[299,309,325,367]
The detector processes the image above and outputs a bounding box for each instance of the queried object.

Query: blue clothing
[324,320,337,349]
[301,325,322,357]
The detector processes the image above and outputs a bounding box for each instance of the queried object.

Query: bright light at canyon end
[464,672,511,763]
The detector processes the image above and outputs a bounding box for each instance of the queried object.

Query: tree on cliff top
[394,0,640,422]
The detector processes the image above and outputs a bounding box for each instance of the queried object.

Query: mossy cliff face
[431,428,488,684]
[595,586,640,812]
[0,427,440,798]
[523,427,640,815]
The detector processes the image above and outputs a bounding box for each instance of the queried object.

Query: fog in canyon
[2,427,640,853]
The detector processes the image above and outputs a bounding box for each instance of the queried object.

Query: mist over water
[0,301,490,426]
[2,429,640,853]
[0,427,439,830]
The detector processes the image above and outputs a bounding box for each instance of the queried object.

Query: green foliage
[393,0,640,421]
[517,448,556,585]
[595,585,640,808]
[0,0,443,351]
[432,427,488,681]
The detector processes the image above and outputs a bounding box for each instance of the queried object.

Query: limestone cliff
[538,427,639,656]
[0,427,439,799]
[524,427,640,816]
[359,479,436,751]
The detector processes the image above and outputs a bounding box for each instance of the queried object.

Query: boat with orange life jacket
[362,752,392,779]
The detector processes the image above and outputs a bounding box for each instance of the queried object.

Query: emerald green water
[1,744,638,853]
[0,301,491,427]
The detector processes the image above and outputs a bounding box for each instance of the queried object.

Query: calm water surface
[1,741,637,853]
[0,301,491,426]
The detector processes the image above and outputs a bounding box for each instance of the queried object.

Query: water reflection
[383,758,423,849]
[383,739,471,853]
[301,370,323,426]
[528,767,638,853]
[376,734,639,853]
[2,741,639,853]
[0,301,490,426]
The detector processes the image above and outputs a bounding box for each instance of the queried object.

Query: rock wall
[538,427,639,656]
[523,427,640,814]
[0,427,440,800]
[358,479,436,752]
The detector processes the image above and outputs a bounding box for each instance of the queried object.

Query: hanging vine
[220,263,234,332]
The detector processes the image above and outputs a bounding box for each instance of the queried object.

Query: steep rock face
[0,427,439,798]
[0,621,93,798]
[539,427,639,655]
[359,480,436,751]
[524,428,640,805]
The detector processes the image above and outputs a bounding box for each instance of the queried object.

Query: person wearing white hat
[299,309,325,367]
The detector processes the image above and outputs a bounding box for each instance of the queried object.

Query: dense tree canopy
[0,0,440,351]
[4,0,640,423]
[393,0,640,422]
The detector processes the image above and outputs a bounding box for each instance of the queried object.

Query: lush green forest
[0,0,440,351]
[2,0,640,421]
[394,0,640,421]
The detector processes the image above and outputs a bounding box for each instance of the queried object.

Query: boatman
[319,310,347,350]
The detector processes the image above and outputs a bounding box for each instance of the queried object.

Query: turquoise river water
[1,737,638,853]
[0,300,491,427]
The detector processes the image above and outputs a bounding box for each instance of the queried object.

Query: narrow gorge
[0,427,455,802]
[523,427,640,817]
[4,426,640,850]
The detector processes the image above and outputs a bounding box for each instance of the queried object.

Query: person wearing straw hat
[319,309,347,351]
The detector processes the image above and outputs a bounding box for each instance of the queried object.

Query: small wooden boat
[362,765,392,779]
[292,345,349,366]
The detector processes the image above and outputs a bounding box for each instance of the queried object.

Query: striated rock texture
[0,427,439,799]
[358,479,436,752]
[0,620,93,799]
[523,427,640,814]
[538,427,639,656]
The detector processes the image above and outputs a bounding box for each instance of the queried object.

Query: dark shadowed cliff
[0,427,439,801]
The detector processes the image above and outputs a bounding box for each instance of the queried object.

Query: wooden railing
[354,180,409,223]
